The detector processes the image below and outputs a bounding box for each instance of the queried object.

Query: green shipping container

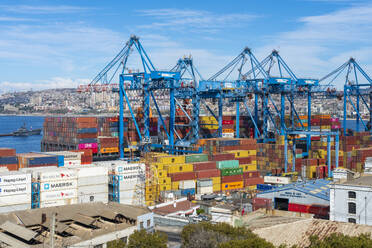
[220,168,243,176]
[185,154,209,163]
[216,160,239,169]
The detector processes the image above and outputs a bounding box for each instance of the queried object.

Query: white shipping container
[264,176,291,185]
[64,160,81,167]
[40,179,77,192]
[38,169,77,182]
[222,133,234,138]
[114,163,145,174]
[118,173,144,182]
[40,189,77,201]
[78,176,108,187]
[0,194,31,206]
[179,180,195,190]
[197,186,213,195]
[78,192,108,204]
[0,184,31,196]
[119,189,135,201]
[0,172,31,186]
[0,203,30,214]
[44,151,81,161]
[40,198,78,208]
[76,166,108,177]
[78,184,108,195]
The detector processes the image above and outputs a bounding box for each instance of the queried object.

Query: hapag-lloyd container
[0,172,31,186]
[0,184,31,196]
[0,194,31,206]
[78,143,98,149]
[40,198,78,208]
[40,189,77,201]
[40,179,77,192]
[38,169,77,182]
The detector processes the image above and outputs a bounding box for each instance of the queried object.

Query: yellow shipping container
[307,165,317,179]
[159,184,171,191]
[157,155,185,164]
[145,200,155,206]
[213,183,221,192]
[246,185,257,190]
[221,181,243,190]
[240,164,257,172]
[159,177,171,185]
[211,177,221,184]
[145,194,156,201]
[155,170,167,178]
[167,163,193,173]
[151,163,164,171]
[171,181,180,190]
[146,185,157,194]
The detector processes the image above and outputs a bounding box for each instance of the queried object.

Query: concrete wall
[137,212,154,230]
[69,226,136,248]
[330,184,372,225]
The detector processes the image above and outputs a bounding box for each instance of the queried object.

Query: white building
[330,175,372,224]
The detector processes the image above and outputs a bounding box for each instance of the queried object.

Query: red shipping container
[244,177,264,186]
[243,171,260,179]
[237,157,252,164]
[0,148,16,157]
[209,153,235,161]
[196,169,220,178]
[222,120,234,125]
[169,172,196,181]
[221,174,243,183]
[193,161,217,171]
[0,164,18,171]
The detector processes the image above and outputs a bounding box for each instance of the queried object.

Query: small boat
[13,124,42,137]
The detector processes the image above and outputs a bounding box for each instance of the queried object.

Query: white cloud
[0,17,35,22]
[255,3,372,88]
[136,8,258,33]
[0,5,91,14]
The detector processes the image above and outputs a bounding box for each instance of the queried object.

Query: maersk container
[185,154,208,163]
[179,180,195,190]
[40,189,77,201]
[216,160,239,169]
[40,179,77,192]
[0,172,31,186]
[40,198,78,208]
[76,166,108,178]
[181,188,195,196]
[0,156,18,165]
[220,168,243,177]
[78,184,108,194]
[78,176,108,187]
[38,169,77,182]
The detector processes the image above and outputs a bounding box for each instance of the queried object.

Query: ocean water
[0,116,368,153]
[0,116,44,153]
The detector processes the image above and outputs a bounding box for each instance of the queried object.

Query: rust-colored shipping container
[244,177,264,186]
[209,153,235,161]
[0,164,18,171]
[196,169,220,178]
[221,174,243,183]
[169,172,196,181]
[243,171,260,179]
[193,161,216,171]
[0,148,16,157]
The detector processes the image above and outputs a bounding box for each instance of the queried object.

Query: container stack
[17,153,59,169]
[179,180,196,197]
[37,168,78,208]
[0,148,18,171]
[43,151,82,167]
[196,179,213,194]
[0,171,31,213]
[76,165,109,204]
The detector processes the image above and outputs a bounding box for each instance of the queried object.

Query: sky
[0,0,372,92]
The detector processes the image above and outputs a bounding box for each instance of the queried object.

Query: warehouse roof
[335,175,372,187]
[152,199,198,216]
[257,179,331,201]
[0,202,151,247]
[253,218,372,248]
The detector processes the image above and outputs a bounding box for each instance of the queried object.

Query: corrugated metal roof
[257,179,331,201]
[0,221,37,241]
[0,232,30,248]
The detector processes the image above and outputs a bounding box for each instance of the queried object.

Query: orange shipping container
[221,181,243,190]
[100,147,119,153]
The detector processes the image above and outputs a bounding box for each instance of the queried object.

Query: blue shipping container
[181,188,196,196]
[0,156,18,165]
[78,138,97,144]
[257,184,276,191]
[77,128,97,134]
[28,156,58,166]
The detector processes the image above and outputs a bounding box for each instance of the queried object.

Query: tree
[305,233,372,248]
[107,239,127,248]
[126,229,167,248]
[181,222,273,248]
